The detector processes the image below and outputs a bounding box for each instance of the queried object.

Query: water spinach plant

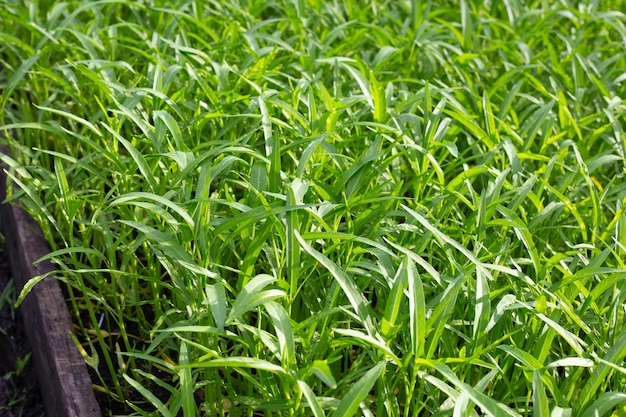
[1,0,626,416]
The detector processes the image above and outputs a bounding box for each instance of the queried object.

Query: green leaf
[226,274,285,325]
[154,110,183,149]
[534,313,586,356]
[265,301,296,368]
[381,256,409,340]
[401,204,491,279]
[433,362,521,417]
[110,191,195,228]
[369,70,387,123]
[298,379,326,417]
[331,361,385,417]
[102,123,158,192]
[178,342,196,417]
[498,345,544,370]
[14,272,53,308]
[189,357,287,375]
[406,256,426,357]
[35,104,102,136]
[311,360,337,389]
[204,283,226,332]
[579,392,626,417]
[577,331,626,412]
[295,230,377,336]
[533,370,550,417]
[3,53,40,106]
[124,374,175,417]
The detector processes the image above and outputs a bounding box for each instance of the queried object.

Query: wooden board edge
[0,147,102,417]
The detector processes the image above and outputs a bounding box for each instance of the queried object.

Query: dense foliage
[1,1,625,416]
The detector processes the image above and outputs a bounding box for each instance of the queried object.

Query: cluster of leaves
[1,0,625,416]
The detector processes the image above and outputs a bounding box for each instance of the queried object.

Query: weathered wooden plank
[0,148,101,417]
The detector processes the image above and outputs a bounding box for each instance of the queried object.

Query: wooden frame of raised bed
[0,148,101,417]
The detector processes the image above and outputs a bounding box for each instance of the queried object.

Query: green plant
[1,0,625,416]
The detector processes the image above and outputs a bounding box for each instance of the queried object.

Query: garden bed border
[0,147,101,417]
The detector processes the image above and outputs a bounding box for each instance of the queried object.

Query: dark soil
[0,241,46,417]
